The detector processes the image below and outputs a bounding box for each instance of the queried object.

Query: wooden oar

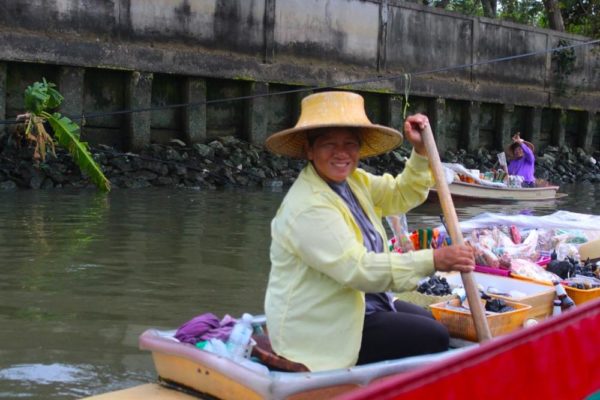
[421,124,493,342]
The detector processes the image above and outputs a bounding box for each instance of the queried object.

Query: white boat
[431,181,562,201]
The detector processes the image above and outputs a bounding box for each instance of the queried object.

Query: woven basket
[394,291,457,309]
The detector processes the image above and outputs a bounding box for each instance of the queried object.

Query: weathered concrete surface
[0,0,597,110]
[0,0,598,153]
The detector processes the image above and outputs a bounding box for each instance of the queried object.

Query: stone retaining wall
[0,0,598,155]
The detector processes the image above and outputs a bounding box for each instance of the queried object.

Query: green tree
[432,0,599,38]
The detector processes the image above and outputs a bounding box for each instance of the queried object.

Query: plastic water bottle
[226,313,254,359]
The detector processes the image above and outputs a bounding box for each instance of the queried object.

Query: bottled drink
[226,313,254,359]
[553,282,575,311]
[552,299,562,316]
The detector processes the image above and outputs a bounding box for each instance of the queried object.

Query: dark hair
[509,142,521,152]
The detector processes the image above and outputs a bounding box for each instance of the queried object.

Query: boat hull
[431,182,560,201]
[135,326,469,400]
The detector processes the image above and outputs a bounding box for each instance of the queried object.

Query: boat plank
[83,383,198,400]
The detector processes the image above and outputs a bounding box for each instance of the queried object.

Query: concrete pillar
[183,77,206,144]
[581,111,597,152]
[377,0,389,72]
[291,89,311,123]
[0,62,6,136]
[497,104,514,150]
[57,66,85,118]
[263,0,276,63]
[430,97,447,153]
[386,95,404,133]
[126,71,153,151]
[552,109,566,147]
[244,81,269,146]
[466,101,480,152]
[526,107,542,148]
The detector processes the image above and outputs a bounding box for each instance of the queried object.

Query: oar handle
[420,123,493,342]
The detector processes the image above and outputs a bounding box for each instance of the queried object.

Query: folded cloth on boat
[175,313,236,344]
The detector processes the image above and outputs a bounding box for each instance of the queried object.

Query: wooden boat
[338,297,600,400]
[430,181,562,201]
[131,317,471,400]
[85,299,600,400]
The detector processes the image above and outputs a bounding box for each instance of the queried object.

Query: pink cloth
[175,313,236,344]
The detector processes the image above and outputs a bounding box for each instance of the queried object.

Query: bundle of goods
[561,272,600,305]
[395,275,456,307]
[387,214,451,254]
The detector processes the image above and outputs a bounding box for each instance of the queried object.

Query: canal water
[0,183,598,399]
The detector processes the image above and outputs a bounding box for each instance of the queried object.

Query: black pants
[356,300,449,365]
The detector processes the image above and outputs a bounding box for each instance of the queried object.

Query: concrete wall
[0,0,598,152]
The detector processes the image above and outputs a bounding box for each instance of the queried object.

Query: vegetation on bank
[417,0,599,38]
[14,79,111,192]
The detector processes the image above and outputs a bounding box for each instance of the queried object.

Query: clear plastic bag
[386,214,415,253]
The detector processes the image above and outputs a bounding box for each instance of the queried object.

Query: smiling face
[306,128,361,183]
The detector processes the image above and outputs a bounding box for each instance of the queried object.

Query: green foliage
[24,78,64,116]
[446,0,484,16]
[19,79,111,192]
[43,112,111,192]
[498,0,545,25]
[561,0,600,38]
[551,39,577,95]
[439,0,599,38]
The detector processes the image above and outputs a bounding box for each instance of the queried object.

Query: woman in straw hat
[264,91,474,371]
[507,132,536,187]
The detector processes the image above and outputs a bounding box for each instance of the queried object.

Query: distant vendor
[507,132,535,187]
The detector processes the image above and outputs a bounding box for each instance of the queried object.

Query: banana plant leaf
[43,111,111,192]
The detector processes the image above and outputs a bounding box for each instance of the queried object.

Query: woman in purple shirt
[508,133,536,187]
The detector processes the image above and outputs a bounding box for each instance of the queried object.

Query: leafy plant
[16,78,111,192]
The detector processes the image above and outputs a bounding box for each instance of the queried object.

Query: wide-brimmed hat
[505,139,535,160]
[265,91,403,159]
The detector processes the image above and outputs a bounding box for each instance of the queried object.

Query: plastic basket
[444,272,555,321]
[429,298,531,342]
[564,285,600,305]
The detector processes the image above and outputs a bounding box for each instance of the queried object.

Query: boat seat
[251,330,310,372]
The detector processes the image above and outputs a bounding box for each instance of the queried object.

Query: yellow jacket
[264,150,436,371]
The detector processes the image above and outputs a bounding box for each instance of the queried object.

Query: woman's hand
[433,245,475,273]
[403,114,429,156]
[512,132,523,143]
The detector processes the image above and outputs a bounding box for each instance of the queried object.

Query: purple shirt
[508,142,535,184]
[328,181,396,315]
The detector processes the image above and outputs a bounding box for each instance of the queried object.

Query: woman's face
[513,146,524,159]
[306,128,361,183]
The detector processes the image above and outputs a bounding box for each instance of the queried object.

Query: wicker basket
[429,298,531,342]
[394,291,456,309]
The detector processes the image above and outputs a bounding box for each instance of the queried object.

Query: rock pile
[0,134,599,190]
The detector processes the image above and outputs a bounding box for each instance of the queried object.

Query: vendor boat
[430,181,562,201]
[339,298,600,400]
[85,299,600,400]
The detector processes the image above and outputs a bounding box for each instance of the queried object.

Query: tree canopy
[420,0,599,38]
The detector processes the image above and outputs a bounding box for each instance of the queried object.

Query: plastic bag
[386,214,415,253]
[510,258,561,284]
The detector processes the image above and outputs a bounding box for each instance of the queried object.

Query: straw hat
[265,91,403,159]
[505,139,535,160]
